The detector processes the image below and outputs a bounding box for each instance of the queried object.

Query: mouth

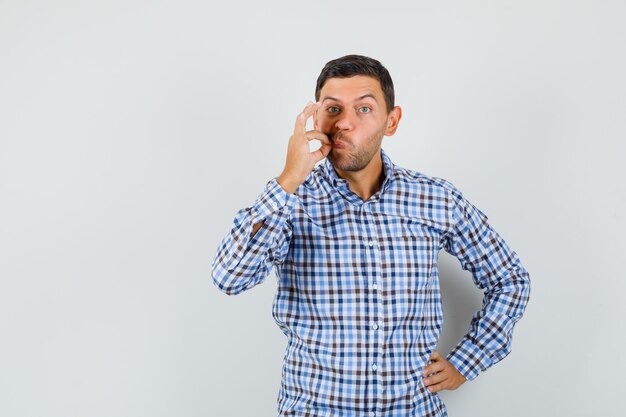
[331,132,349,149]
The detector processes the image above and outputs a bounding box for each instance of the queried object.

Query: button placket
[361,202,384,410]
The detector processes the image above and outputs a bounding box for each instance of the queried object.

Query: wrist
[277,172,301,194]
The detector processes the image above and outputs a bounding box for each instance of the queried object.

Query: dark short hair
[315,54,395,113]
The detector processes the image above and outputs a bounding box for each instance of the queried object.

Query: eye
[327,106,340,114]
[358,107,371,113]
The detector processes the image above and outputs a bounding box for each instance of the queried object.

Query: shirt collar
[322,148,395,194]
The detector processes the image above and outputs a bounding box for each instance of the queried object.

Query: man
[212,55,530,417]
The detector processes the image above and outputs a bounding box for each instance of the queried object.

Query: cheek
[361,118,384,133]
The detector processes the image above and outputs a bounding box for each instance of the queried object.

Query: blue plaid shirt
[212,149,530,417]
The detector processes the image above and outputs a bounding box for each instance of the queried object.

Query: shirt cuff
[446,338,493,381]
[250,177,298,224]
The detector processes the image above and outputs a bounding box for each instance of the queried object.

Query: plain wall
[1,1,624,416]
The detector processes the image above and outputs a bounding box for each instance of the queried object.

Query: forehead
[319,75,384,103]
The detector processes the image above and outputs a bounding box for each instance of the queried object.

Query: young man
[212,55,530,417]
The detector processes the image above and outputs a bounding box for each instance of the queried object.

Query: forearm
[211,178,296,295]
[212,101,328,295]
[441,180,531,380]
[447,249,531,380]
[251,220,265,238]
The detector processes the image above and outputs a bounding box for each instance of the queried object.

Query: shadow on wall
[435,251,484,356]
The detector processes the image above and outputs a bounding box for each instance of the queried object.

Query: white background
[1,1,624,416]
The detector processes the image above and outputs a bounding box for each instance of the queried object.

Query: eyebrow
[321,94,378,104]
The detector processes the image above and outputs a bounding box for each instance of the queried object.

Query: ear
[384,106,402,136]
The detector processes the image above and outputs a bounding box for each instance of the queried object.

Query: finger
[293,104,312,133]
[423,361,446,377]
[304,130,331,144]
[423,351,445,376]
[423,371,447,387]
[310,149,326,164]
[294,102,321,134]
[308,131,331,162]
[310,142,332,162]
[426,381,447,393]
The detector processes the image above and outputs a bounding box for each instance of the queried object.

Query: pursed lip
[331,133,349,149]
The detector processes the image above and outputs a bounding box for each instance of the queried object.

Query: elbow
[210,256,246,296]
[214,284,243,297]
[507,264,531,301]
[211,267,245,296]
[511,269,531,317]
[210,249,269,296]
[210,246,246,296]
[519,269,531,303]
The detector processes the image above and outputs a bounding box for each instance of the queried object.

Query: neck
[334,150,384,201]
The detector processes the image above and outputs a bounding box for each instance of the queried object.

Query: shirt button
[369,412,375,417]
[368,240,375,247]
[372,363,378,371]
[372,323,379,330]
[372,283,378,290]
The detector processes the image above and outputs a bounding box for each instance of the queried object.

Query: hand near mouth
[278,101,331,194]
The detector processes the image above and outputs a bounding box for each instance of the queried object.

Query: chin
[329,155,366,172]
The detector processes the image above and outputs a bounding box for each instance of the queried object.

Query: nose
[335,109,356,131]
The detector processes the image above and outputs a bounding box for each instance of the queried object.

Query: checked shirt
[212,149,530,417]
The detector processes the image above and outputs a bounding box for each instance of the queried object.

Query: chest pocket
[379,220,440,291]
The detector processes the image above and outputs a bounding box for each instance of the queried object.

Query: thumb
[310,147,329,164]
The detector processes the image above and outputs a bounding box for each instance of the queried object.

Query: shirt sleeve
[442,185,531,381]
[211,177,297,296]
